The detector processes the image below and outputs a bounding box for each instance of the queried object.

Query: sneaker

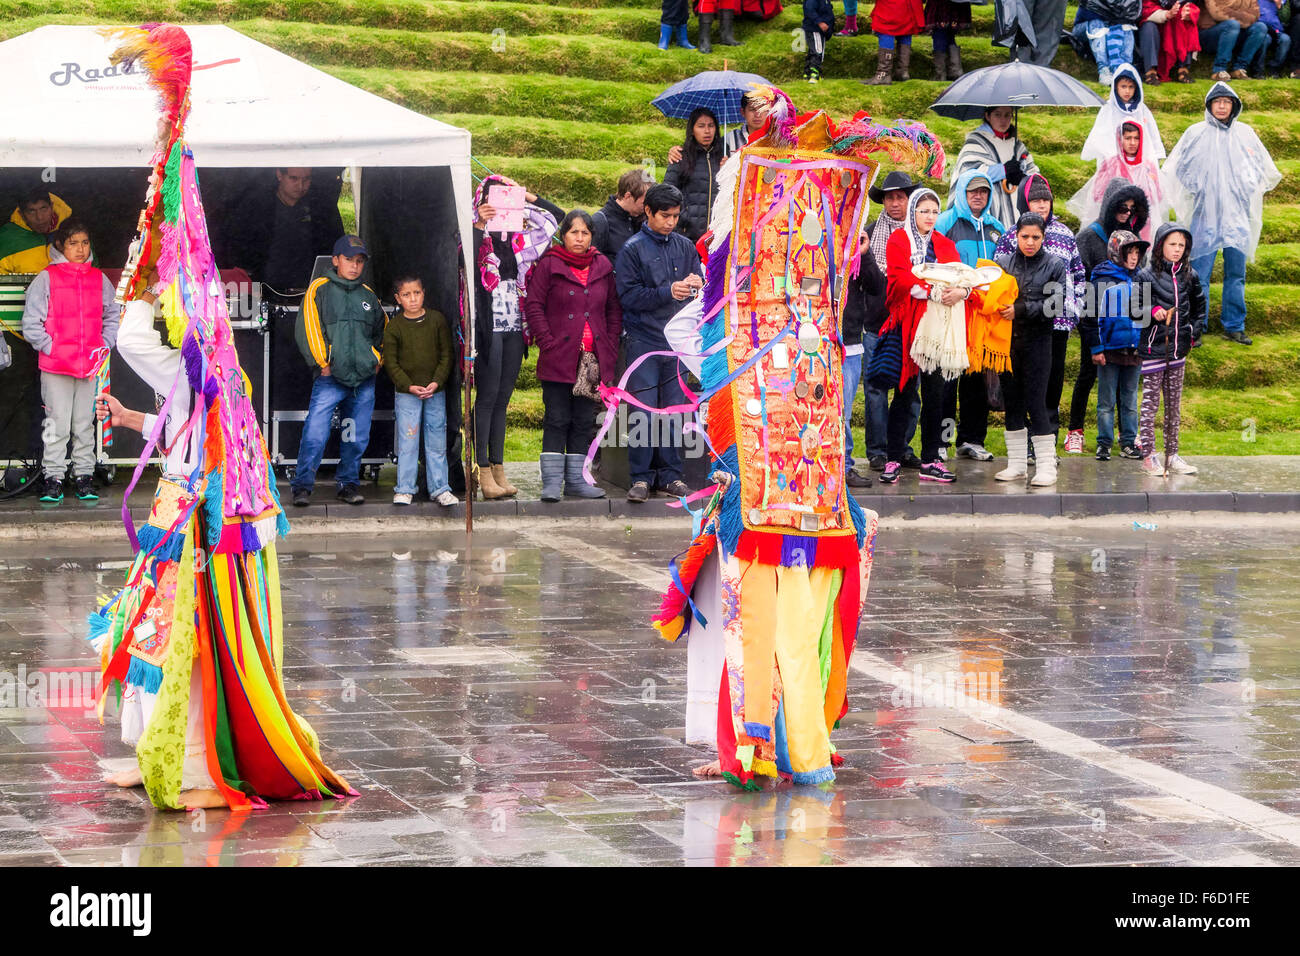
[662,480,691,498]
[1064,430,1085,455]
[74,475,98,500]
[868,455,887,472]
[39,476,63,503]
[1096,446,1111,462]
[846,469,873,488]
[956,442,994,461]
[937,446,949,462]
[1166,455,1198,475]
[627,481,651,503]
[1098,69,1114,86]
[392,492,413,506]
[919,461,956,483]
[337,484,364,505]
[1120,444,1143,460]
[292,487,311,507]
[901,451,924,470]
[1230,68,1249,79]
[1224,330,1253,345]
[1140,455,1166,477]
[1211,70,1231,80]
[878,461,902,484]
[435,490,460,506]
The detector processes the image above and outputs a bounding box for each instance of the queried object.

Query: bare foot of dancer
[105,767,143,788]
[178,789,227,810]
[692,759,722,778]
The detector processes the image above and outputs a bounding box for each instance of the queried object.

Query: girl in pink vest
[21,219,119,503]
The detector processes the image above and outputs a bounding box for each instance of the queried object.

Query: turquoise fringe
[202,465,223,549]
[123,654,164,695]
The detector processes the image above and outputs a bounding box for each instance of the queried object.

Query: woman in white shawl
[948,106,1039,230]
[1161,82,1281,345]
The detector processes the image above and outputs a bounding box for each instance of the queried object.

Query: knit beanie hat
[1025,175,1053,203]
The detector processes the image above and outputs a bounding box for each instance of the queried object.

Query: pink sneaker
[1064,429,1085,454]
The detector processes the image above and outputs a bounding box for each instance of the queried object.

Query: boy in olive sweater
[384,275,456,506]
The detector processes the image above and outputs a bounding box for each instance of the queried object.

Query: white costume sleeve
[115,299,195,474]
[664,296,705,377]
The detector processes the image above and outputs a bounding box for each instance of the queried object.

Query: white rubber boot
[996,429,1028,481]
[1030,434,1058,486]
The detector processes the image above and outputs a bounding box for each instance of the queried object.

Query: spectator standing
[1068,120,1167,243]
[1071,0,1142,84]
[993,213,1067,486]
[592,169,649,262]
[660,0,697,48]
[878,188,968,486]
[842,227,874,486]
[1198,0,1267,79]
[696,0,744,53]
[384,276,456,507]
[1080,66,1167,163]
[471,177,564,498]
[21,219,118,503]
[935,169,1003,461]
[1139,0,1202,82]
[226,168,344,292]
[1162,82,1281,346]
[614,183,702,503]
[864,0,925,84]
[667,93,768,168]
[802,0,838,82]
[995,175,1086,448]
[857,172,922,473]
[927,0,970,79]
[949,106,1040,229]
[1139,222,1204,476]
[1015,0,1071,64]
[664,107,724,242]
[525,211,622,502]
[1083,230,1151,462]
[1067,177,1149,453]
[291,235,386,506]
[0,189,69,275]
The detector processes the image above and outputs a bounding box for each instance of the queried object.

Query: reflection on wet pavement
[0,523,1298,866]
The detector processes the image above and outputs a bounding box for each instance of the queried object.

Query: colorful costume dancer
[641,87,943,789]
[87,23,354,811]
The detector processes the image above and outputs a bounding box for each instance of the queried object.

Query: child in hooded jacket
[1070,120,1167,243]
[1082,230,1152,461]
[1139,222,1205,476]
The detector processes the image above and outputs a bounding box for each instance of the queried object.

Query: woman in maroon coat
[524,210,623,501]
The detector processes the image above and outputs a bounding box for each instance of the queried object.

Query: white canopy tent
[0,24,477,492]
[0,23,474,272]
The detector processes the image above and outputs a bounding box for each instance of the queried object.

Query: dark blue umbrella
[930,61,1103,121]
[652,70,771,125]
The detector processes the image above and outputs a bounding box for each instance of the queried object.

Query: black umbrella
[929,61,1104,121]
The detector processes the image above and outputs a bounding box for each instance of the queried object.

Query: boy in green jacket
[291,235,385,506]
[384,275,457,506]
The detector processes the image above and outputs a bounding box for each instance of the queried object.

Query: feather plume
[103,24,193,136]
[833,114,947,179]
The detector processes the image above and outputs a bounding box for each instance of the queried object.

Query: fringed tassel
[123,654,165,695]
[714,447,744,556]
[86,607,113,655]
[136,521,186,563]
[202,466,223,550]
[700,234,731,319]
[982,346,1011,374]
[847,493,868,549]
[734,530,861,569]
[707,154,742,252]
[267,466,291,539]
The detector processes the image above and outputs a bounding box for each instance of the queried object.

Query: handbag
[985,368,1005,412]
[572,350,602,402]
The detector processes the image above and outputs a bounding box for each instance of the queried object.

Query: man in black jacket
[224,167,345,292]
[592,169,649,262]
[1066,178,1149,452]
[614,183,702,503]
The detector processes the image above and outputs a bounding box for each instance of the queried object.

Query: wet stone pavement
[0,522,1299,866]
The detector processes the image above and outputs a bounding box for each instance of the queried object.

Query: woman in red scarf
[524,210,622,502]
[877,188,967,485]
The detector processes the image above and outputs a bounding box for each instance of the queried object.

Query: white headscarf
[904,188,941,266]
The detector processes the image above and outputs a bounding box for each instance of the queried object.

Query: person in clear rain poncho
[1160,81,1281,346]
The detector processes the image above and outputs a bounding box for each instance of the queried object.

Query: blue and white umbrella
[652,70,771,125]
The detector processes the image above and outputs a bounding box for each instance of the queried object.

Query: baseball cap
[332,234,368,257]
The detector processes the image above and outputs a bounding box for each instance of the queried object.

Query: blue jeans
[1095,362,1139,450]
[393,389,450,497]
[843,350,863,467]
[292,374,376,492]
[1192,247,1247,334]
[861,330,917,460]
[1200,20,1268,72]
[1252,31,1292,72]
[625,335,684,487]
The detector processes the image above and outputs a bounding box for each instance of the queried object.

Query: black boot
[698,13,712,53]
[719,9,741,45]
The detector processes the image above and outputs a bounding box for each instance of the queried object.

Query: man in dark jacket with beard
[1068,178,1149,449]
[592,169,650,262]
[224,167,345,292]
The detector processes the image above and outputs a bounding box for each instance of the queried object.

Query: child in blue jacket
[1082,230,1150,461]
[803,0,837,81]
